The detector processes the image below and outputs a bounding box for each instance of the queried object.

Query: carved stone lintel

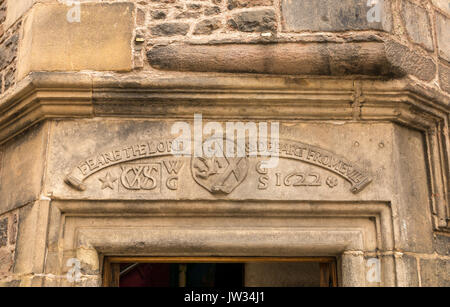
[65,138,373,194]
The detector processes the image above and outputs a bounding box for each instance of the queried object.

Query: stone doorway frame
[16,199,396,287]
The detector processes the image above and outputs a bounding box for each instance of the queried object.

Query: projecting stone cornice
[0,72,448,146]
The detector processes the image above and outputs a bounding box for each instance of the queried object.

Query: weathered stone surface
[150,0,176,3]
[147,42,393,76]
[187,3,202,10]
[204,6,221,16]
[384,40,436,81]
[434,234,450,255]
[0,123,48,215]
[150,10,167,20]
[420,258,450,286]
[392,125,434,253]
[0,71,447,286]
[228,9,277,32]
[8,214,17,245]
[194,18,221,35]
[0,248,13,274]
[150,22,190,36]
[401,1,434,51]
[281,0,392,32]
[227,0,273,10]
[56,212,373,285]
[0,33,18,70]
[432,0,450,15]
[0,279,20,287]
[0,218,7,247]
[11,204,35,276]
[4,0,34,29]
[4,68,14,92]
[0,1,6,24]
[436,13,450,62]
[395,254,420,286]
[46,117,395,205]
[0,0,448,287]
[147,40,439,80]
[136,8,146,26]
[176,10,202,19]
[440,63,450,94]
[16,3,133,80]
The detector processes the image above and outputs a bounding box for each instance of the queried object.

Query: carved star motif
[99,172,117,190]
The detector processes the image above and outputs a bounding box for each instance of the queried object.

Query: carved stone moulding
[0,72,448,231]
[0,72,448,143]
[35,200,395,287]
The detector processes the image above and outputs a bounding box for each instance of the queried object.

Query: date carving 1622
[256,161,332,190]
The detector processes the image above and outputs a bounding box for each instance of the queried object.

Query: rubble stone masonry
[0,0,447,93]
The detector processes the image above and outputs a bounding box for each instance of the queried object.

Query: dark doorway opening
[118,263,244,287]
[103,257,337,287]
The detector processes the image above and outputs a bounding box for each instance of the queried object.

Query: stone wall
[0,0,447,94]
[0,0,20,95]
[0,209,18,286]
[0,0,448,287]
[135,0,448,94]
[140,0,448,93]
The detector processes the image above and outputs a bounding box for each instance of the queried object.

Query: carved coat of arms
[191,140,249,194]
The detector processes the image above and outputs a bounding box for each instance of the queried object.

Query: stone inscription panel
[46,120,395,201]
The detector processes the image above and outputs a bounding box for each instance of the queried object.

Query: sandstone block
[4,68,14,92]
[176,10,202,19]
[439,63,450,94]
[228,9,277,32]
[432,0,450,15]
[147,40,436,80]
[151,22,190,36]
[0,33,18,70]
[5,0,34,29]
[17,3,133,80]
[395,254,420,287]
[0,248,13,274]
[227,0,273,10]
[281,0,392,32]
[151,10,167,20]
[0,124,48,215]
[385,40,436,81]
[434,234,450,255]
[0,218,7,247]
[401,1,434,51]
[0,2,6,24]
[194,18,221,35]
[204,6,221,16]
[420,258,450,287]
[436,13,450,62]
